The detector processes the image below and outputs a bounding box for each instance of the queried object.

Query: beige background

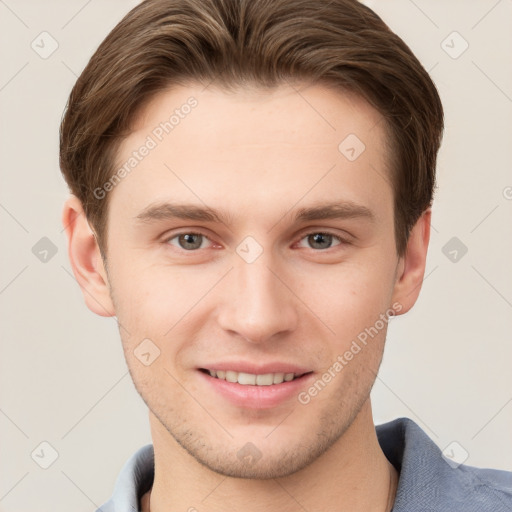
[1,0,511,510]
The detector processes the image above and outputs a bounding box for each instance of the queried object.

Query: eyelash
[164,230,350,252]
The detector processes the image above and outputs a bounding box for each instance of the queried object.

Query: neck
[144,401,397,512]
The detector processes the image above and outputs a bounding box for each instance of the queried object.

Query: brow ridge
[135,200,375,225]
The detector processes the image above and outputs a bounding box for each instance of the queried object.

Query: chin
[192,446,317,480]
[170,416,348,481]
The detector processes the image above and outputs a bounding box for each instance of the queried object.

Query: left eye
[167,233,212,251]
[297,232,343,250]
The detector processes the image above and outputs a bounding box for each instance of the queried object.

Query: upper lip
[198,362,312,375]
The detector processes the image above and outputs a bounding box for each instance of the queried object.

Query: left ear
[391,208,431,315]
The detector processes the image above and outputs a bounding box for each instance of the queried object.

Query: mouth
[199,368,312,385]
[196,362,316,409]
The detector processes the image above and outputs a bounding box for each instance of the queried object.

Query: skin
[63,82,430,511]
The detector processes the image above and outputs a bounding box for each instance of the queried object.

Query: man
[59,0,512,510]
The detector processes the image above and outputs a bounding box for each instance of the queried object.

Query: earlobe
[62,196,115,317]
[391,209,431,315]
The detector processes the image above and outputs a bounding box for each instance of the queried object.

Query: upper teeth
[208,370,299,385]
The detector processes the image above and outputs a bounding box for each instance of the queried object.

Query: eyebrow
[293,202,375,223]
[136,203,231,224]
[135,200,375,225]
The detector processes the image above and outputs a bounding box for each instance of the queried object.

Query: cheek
[111,266,197,388]
[109,261,222,341]
[297,256,397,343]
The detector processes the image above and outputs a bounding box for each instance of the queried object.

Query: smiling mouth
[199,368,312,386]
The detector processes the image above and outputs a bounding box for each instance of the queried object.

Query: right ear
[62,195,115,317]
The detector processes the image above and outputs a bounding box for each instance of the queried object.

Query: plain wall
[1,1,511,510]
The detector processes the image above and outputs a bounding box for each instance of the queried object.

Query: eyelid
[298,224,353,240]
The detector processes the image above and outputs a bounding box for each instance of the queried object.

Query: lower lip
[197,370,315,409]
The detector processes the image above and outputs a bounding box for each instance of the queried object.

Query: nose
[216,254,299,344]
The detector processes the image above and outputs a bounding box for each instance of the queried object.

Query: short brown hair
[59,0,443,257]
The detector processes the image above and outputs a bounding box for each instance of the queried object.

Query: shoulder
[376,417,512,511]
[455,464,512,510]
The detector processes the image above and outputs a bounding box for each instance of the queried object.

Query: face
[100,82,405,478]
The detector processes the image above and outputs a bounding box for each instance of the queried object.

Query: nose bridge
[217,249,298,343]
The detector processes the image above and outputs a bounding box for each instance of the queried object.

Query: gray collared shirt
[96,418,512,511]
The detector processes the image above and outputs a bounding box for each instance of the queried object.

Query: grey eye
[168,233,208,250]
[305,233,337,250]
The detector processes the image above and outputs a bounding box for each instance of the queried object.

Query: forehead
[131,81,387,151]
[111,82,392,229]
